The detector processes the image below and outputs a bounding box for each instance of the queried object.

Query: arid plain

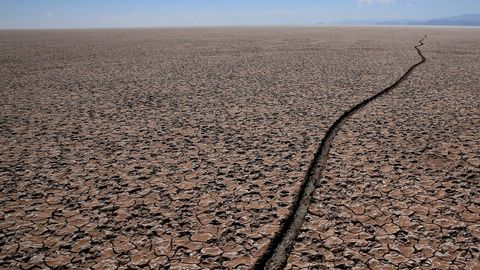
[1,27,479,269]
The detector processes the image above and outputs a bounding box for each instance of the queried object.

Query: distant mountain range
[331,14,480,26]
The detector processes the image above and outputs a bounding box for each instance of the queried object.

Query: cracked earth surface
[287,30,480,269]
[0,27,478,269]
[0,28,421,269]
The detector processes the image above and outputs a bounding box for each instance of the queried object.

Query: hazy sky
[1,0,479,29]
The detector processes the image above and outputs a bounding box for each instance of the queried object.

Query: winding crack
[254,36,428,270]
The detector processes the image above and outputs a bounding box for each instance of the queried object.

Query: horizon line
[2,24,480,31]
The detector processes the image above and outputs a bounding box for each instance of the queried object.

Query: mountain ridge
[331,14,480,26]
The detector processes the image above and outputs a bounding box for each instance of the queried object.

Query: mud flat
[286,29,480,270]
[0,27,476,269]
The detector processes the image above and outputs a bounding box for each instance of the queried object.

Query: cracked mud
[1,27,479,269]
[287,30,480,269]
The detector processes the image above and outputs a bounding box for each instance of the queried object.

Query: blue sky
[1,0,479,28]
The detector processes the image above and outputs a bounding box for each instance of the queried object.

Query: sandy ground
[0,27,478,269]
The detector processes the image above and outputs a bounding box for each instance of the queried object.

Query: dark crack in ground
[256,36,427,270]
[287,29,480,270]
